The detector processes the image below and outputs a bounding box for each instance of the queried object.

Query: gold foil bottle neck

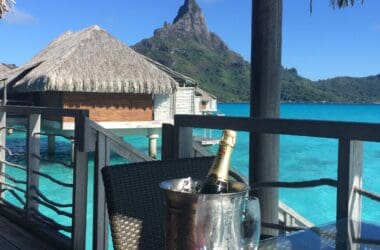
[221,129,237,148]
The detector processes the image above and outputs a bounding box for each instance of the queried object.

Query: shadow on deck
[0,214,56,250]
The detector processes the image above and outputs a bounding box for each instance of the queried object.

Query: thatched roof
[195,87,216,101]
[143,56,198,87]
[141,54,216,101]
[8,25,178,94]
[0,64,11,76]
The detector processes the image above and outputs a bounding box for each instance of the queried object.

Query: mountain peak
[171,0,208,39]
[173,0,202,24]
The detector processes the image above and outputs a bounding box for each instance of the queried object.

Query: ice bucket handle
[241,196,261,249]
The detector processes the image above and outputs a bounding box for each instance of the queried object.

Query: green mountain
[133,0,380,103]
[133,0,250,102]
[316,75,380,103]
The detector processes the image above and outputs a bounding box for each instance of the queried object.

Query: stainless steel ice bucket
[159,178,250,250]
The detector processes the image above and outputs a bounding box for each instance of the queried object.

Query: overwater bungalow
[3,26,216,126]
[1,25,218,156]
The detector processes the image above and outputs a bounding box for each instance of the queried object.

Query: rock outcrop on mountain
[133,0,249,101]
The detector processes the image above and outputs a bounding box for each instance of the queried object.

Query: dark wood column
[250,0,283,236]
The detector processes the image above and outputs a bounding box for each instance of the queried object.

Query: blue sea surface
[4,103,380,249]
[217,103,380,225]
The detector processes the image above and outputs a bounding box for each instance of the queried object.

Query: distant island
[133,0,380,103]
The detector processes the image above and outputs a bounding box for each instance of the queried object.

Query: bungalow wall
[37,92,153,122]
[174,87,195,115]
[154,95,173,121]
[201,99,217,113]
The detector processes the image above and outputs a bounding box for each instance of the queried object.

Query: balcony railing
[162,114,380,232]
[0,105,153,250]
[1,106,380,249]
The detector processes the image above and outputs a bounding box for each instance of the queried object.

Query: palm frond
[310,0,364,13]
[330,0,364,8]
[0,0,15,19]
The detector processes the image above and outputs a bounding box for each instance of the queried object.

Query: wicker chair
[101,157,215,250]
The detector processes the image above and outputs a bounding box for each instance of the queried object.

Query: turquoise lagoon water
[4,103,380,249]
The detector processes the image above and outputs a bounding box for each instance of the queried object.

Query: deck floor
[0,215,56,250]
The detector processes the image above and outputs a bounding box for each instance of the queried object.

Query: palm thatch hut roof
[143,56,198,87]
[141,55,216,101]
[7,25,178,95]
[0,64,11,77]
[195,86,216,101]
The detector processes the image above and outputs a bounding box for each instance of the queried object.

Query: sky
[0,0,379,81]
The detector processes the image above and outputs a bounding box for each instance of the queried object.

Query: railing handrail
[0,105,89,118]
[86,118,154,162]
[168,114,380,233]
[175,115,380,142]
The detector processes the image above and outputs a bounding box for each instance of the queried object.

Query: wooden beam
[336,140,362,220]
[162,124,175,160]
[177,127,193,159]
[250,0,283,236]
[72,117,89,250]
[0,110,6,199]
[0,105,88,118]
[93,133,110,250]
[26,114,41,220]
[336,140,362,250]
[174,115,380,142]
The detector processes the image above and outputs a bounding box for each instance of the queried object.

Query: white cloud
[4,8,36,25]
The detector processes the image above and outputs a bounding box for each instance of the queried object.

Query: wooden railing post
[93,133,110,250]
[337,139,362,220]
[250,0,283,236]
[26,114,41,220]
[72,116,89,250]
[0,109,6,197]
[162,124,175,160]
[176,127,193,159]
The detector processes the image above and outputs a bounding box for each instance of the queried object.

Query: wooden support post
[26,114,41,220]
[336,140,362,250]
[2,79,7,105]
[250,0,283,236]
[176,127,193,159]
[162,124,175,160]
[147,129,159,159]
[72,117,89,250]
[72,149,88,250]
[337,140,362,220]
[93,133,110,250]
[0,110,6,198]
[47,135,55,155]
[71,139,75,163]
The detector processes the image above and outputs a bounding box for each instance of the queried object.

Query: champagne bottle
[199,129,237,194]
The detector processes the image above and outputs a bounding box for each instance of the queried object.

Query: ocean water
[216,103,380,225]
[4,103,380,249]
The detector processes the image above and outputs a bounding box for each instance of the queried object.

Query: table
[259,219,380,249]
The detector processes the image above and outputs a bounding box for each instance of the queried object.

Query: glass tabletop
[259,219,380,250]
